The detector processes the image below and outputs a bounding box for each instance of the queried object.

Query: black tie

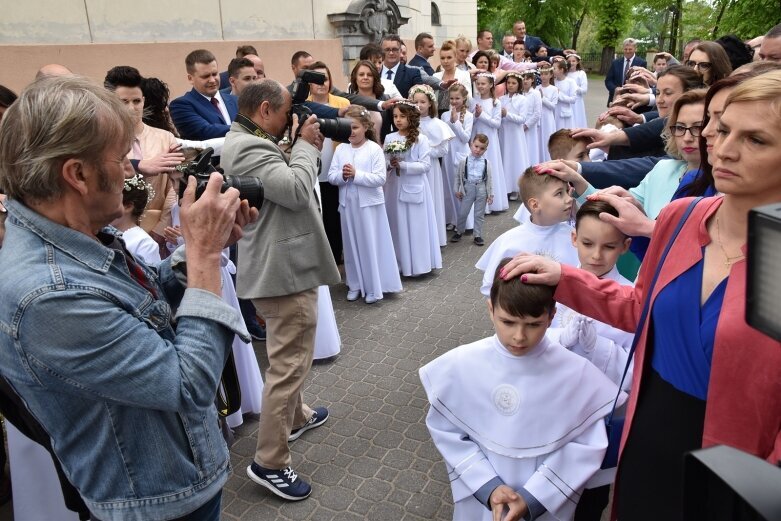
[386,69,393,80]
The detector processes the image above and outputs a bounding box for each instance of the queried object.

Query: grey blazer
[221,122,340,299]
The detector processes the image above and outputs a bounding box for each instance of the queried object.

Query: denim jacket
[0,200,249,521]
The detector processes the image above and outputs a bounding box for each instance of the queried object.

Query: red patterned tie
[210,97,222,117]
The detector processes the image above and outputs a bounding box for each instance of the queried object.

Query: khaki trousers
[251,288,317,469]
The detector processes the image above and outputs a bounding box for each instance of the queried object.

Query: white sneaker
[346,289,360,301]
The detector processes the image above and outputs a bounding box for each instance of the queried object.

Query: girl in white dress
[566,54,589,128]
[521,71,543,166]
[471,72,509,213]
[537,65,558,161]
[410,84,455,247]
[441,83,475,230]
[112,174,162,265]
[328,107,402,304]
[553,60,577,131]
[499,72,530,200]
[383,101,442,276]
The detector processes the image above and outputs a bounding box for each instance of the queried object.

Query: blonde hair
[448,82,470,122]
[344,105,376,143]
[724,69,781,118]
[408,84,437,118]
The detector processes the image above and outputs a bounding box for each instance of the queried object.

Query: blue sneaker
[288,407,329,442]
[247,462,311,501]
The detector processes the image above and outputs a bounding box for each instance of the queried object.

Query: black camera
[290,70,352,142]
[175,147,264,211]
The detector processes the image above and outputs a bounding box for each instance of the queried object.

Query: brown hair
[518,167,568,210]
[306,61,334,89]
[472,133,489,145]
[393,103,420,146]
[185,49,216,74]
[691,41,733,85]
[575,199,622,233]
[447,82,469,122]
[662,88,707,159]
[548,129,589,160]
[344,105,377,143]
[490,258,556,318]
[350,60,384,98]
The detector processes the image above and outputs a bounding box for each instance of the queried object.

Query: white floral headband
[124,173,156,201]
[408,84,437,106]
[475,71,495,82]
[395,99,420,111]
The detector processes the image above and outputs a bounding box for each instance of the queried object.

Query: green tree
[591,0,632,73]
[710,0,781,39]
[477,0,588,50]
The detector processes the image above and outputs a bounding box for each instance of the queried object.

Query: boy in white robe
[546,200,634,521]
[420,259,624,521]
[477,170,579,296]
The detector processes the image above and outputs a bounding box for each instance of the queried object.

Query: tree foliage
[477,0,588,48]
[710,0,781,39]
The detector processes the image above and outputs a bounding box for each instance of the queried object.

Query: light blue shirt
[466,155,487,183]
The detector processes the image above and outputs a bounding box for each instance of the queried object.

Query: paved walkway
[0,78,610,521]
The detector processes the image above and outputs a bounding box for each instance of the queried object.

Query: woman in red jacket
[502,70,781,520]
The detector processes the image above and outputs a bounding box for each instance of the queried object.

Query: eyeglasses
[685,60,712,71]
[383,47,400,54]
[669,124,703,137]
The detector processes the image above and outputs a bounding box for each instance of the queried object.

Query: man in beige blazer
[221,80,340,501]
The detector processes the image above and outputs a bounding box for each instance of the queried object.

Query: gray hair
[238,79,287,115]
[766,23,781,39]
[0,75,134,202]
[623,38,637,47]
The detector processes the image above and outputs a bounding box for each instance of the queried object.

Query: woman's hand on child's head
[500,253,562,286]
[489,485,528,521]
[587,192,655,238]
[597,186,641,209]
[605,106,643,126]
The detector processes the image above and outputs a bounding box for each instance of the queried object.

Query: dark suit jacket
[605,55,648,104]
[388,63,422,99]
[408,54,435,76]
[219,71,230,90]
[170,88,238,140]
[581,155,667,189]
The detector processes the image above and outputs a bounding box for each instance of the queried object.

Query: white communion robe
[383,132,442,276]
[420,335,625,521]
[537,85,558,162]
[475,220,579,296]
[442,110,475,230]
[499,93,531,192]
[121,226,161,266]
[554,77,578,131]
[471,97,509,213]
[548,265,635,488]
[327,140,402,302]
[567,70,589,128]
[309,182,342,360]
[420,116,455,246]
[6,422,80,521]
[523,89,543,167]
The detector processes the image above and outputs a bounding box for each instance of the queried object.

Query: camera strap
[235,113,279,144]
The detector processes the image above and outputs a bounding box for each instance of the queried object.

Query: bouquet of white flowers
[384,140,410,176]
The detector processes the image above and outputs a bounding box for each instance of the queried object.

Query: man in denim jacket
[0,76,257,521]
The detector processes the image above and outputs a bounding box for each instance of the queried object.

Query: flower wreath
[124,173,156,201]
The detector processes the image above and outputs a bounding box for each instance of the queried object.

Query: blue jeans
[172,492,222,521]
[457,181,487,237]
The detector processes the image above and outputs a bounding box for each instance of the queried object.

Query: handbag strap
[606,197,702,425]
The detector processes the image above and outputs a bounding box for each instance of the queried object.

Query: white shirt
[198,90,231,125]
[381,62,401,81]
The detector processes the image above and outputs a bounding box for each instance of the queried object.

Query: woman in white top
[434,41,472,116]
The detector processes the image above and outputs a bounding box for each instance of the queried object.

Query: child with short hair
[513,129,590,225]
[477,170,579,296]
[548,199,635,521]
[451,134,493,246]
[420,258,623,521]
[383,101,442,276]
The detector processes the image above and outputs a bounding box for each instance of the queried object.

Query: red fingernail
[499,268,506,277]
[521,275,528,283]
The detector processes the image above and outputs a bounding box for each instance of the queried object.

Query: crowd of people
[0,17,780,521]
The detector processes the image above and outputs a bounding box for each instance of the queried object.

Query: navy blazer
[605,55,647,104]
[408,54,434,76]
[388,63,423,99]
[581,155,667,189]
[170,88,238,140]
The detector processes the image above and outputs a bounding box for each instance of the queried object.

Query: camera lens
[317,117,353,142]
[224,175,264,211]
